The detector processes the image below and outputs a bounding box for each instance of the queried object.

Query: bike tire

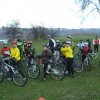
[0,69,4,83]
[27,64,40,79]
[12,69,27,87]
[73,60,83,73]
[1,65,8,78]
[51,64,65,80]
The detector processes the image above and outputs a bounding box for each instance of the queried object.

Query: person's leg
[82,54,86,63]
[69,58,74,76]
[96,45,99,53]
[16,60,26,78]
[67,59,70,75]
[94,45,96,52]
[43,63,48,79]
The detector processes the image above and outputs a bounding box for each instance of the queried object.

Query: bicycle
[0,57,27,87]
[0,67,4,83]
[27,57,40,79]
[54,52,83,74]
[82,53,93,71]
[43,60,65,80]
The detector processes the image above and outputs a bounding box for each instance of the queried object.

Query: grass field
[0,36,100,100]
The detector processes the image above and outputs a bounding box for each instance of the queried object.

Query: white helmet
[3,41,8,45]
[84,42,88,46]
[66,41,71,44]
[67,35,71,38]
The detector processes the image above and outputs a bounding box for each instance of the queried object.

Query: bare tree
[6,20,21,39]
[31,25,47,40]
[79,0,100,13]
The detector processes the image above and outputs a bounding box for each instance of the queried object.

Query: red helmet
[12,41,17,45]
[28,41,32,44]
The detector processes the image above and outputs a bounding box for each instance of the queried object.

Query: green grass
[0,35,100,100]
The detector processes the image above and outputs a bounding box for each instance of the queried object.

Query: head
[16,34,21,40]
[48,35,51,40]
[56,40,60,44]
[66,41,71,47]
[23,41,27,46]
[3,41,8,47]
[84,42,88,47]
[80,39,83,43]
[62,42,66,47]
[12,41,17,47]
[66,35,71,41]
[28,41,32,47]
[42,44,48,51]
[95,35,98,39]
[86,39,90,42]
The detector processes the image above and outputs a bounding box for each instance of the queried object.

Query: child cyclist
[40,44,52,80]
[81,42,92,63]
[1,41,10,58]
[1,41,10,78]
[25,41,36,67]
[60,41,74,77]
[6,41,21,80]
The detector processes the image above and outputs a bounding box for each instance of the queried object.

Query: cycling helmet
[67,35,72,38]
[12,41,17,45]
[3,41,8,45]
[84,42,88,46]
[28,41,32,44]
[66,41,71,44]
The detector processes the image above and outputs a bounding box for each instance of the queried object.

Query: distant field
[0,35,100,100]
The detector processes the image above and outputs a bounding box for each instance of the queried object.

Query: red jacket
[1,47,10,56]
[83,46,89,55]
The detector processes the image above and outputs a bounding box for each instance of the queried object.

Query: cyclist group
[0,34,100,82]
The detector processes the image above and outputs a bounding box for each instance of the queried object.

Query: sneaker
[7,77,12,81]
[65,71,69,74]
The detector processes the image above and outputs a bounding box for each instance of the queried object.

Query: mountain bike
[0,58,27,87]
[27,57,40,79]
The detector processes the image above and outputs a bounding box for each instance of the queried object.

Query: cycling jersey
[10,47,20,61]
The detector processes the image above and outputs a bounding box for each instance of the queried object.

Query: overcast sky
[0,0,100,28]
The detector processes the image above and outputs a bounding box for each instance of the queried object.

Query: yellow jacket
[61,46,73,58]
[10,47,20,61]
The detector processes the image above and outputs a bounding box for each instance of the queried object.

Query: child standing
[41,44,52,80]
[61,41,74,77]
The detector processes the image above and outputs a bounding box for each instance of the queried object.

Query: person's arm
[93,39,95,44]
[1,48,5,56]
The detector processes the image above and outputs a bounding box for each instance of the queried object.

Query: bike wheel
[27,64,40,79]
[73,60,83,73]
[51,64,65,80]
[85,58,92,71]
[12,69,27,87]
[0,69,4,83]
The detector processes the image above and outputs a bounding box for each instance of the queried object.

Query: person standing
[93,35,100,53]
[47,35,56,54]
